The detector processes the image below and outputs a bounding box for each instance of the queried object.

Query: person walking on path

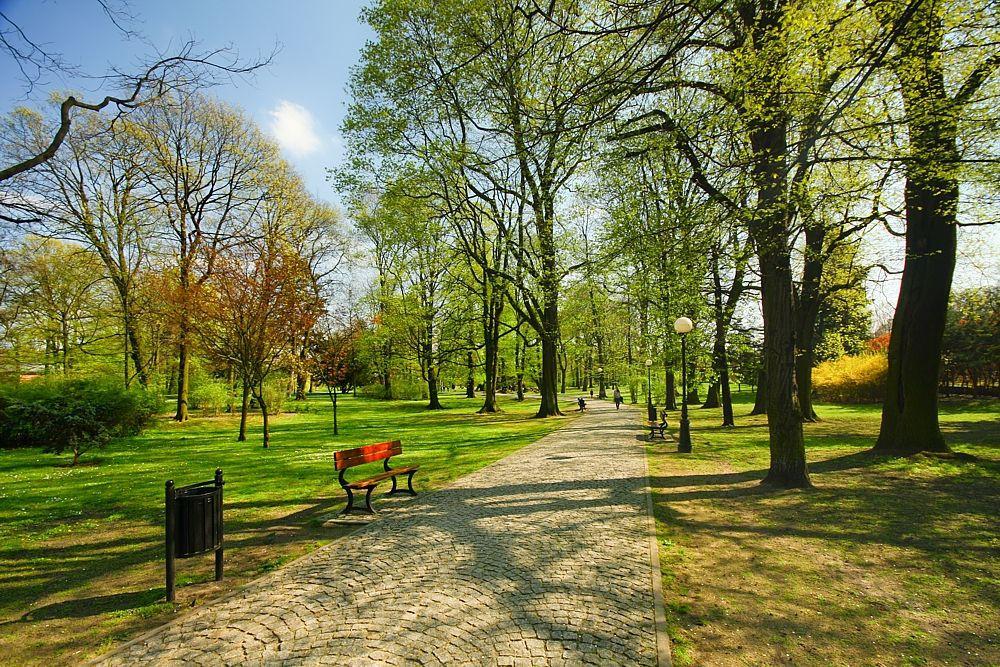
[613,387,623,410]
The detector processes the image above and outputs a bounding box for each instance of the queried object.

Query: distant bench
[335,440,419,515]
[647,409,668,441]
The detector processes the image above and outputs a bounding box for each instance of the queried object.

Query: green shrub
[0,378,161,464]
[813,353,887,404]
[189,380,232,415]
[358,378,427,400]
[259,379,287,415]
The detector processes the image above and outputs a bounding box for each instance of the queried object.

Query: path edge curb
[643,438,674,667]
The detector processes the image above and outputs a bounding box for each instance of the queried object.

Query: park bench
[647,410,668,441]
[334,440,418,515]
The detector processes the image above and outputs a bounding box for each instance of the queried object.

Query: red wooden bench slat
[334,440,402,470]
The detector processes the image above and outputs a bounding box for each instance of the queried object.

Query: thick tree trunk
[875,3,957,456]
[535,298,563,416]
[758,247,810,487]
[665,370,677,410]
[750,102,809,487]
[427,361,443,410]
[702,381,720,409]
[537,333,562,416]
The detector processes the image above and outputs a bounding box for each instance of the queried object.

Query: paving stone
[96,401,657,666]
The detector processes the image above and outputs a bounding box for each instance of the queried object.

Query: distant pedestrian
[577,397,587,411]
[589,388,594,398]
[613,387,623,410]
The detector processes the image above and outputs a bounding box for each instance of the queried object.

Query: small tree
[309,323,363,435]
[197,246,320,447]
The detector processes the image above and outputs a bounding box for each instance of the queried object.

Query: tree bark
[535,295,563,416]
[253,382,269,449]
[875,3,958,455]
[465,348,476,399]
[702,381,721,409]
[174,317,190,421]
[750,369,767,415]
[237,381,250,442]
[478,296,502,413]
[794,224,824,422]
[750,83,810,487]
[664,369,677,410]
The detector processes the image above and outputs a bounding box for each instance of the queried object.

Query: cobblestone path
[98,400,664,666]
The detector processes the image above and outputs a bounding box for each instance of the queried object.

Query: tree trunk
[535,290,563,417]
[702,381,720,408]
[750,369,767,415]
[426,357,444,410]
[174,320,190,422]
[537,333,562,416]
[327,385,339,435]
[875,1,957,456]
[795,344,819,421]
[479,299,501,413]
[720,360,735,426]
[665,370,677,410]
[295,331,310,401]
[254,383,269,449]
[238,381,250,442]
[794,223,824,422]
[560,346,567,395]
[466,348,476,399]
[61,315,69,375]
[750,99,809,487]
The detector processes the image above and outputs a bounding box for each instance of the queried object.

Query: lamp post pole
[597,367,605,399]
[645,358,655,421]
[674,317,694,453]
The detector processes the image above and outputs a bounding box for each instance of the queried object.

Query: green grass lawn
[0,390,578,665]
[648,391,1000,667]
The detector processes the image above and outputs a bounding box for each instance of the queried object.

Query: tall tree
[134,95,272,421]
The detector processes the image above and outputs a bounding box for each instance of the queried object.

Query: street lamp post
[597,367,605,399]
[674,317,694,453]
[645,358,655,421]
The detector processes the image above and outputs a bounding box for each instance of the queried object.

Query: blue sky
[0,0,373,204]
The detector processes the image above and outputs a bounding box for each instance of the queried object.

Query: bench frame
[334,440,418,515]
[647,409,669,441]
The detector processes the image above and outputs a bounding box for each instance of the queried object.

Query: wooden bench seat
[345,465,419,490]
[334,440,418,515]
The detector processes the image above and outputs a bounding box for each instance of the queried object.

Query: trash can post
[165,480,176,602]
[214,468,224,582]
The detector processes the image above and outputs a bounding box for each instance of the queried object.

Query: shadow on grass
[11,589,165,623]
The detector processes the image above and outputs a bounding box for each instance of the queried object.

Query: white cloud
[268,101,321,156]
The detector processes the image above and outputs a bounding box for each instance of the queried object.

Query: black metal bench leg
[389,474,399,494]
[362,486,376,514]
[342,486,354,514]
[405,470,417,495]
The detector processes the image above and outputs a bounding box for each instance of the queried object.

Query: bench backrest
[334,440,402,471]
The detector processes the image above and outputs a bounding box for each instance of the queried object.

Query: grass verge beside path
[647,391,999,667]
[0,391,578,666]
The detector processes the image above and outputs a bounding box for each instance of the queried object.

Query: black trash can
[165,468,224,601]
[174,481,222,557]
